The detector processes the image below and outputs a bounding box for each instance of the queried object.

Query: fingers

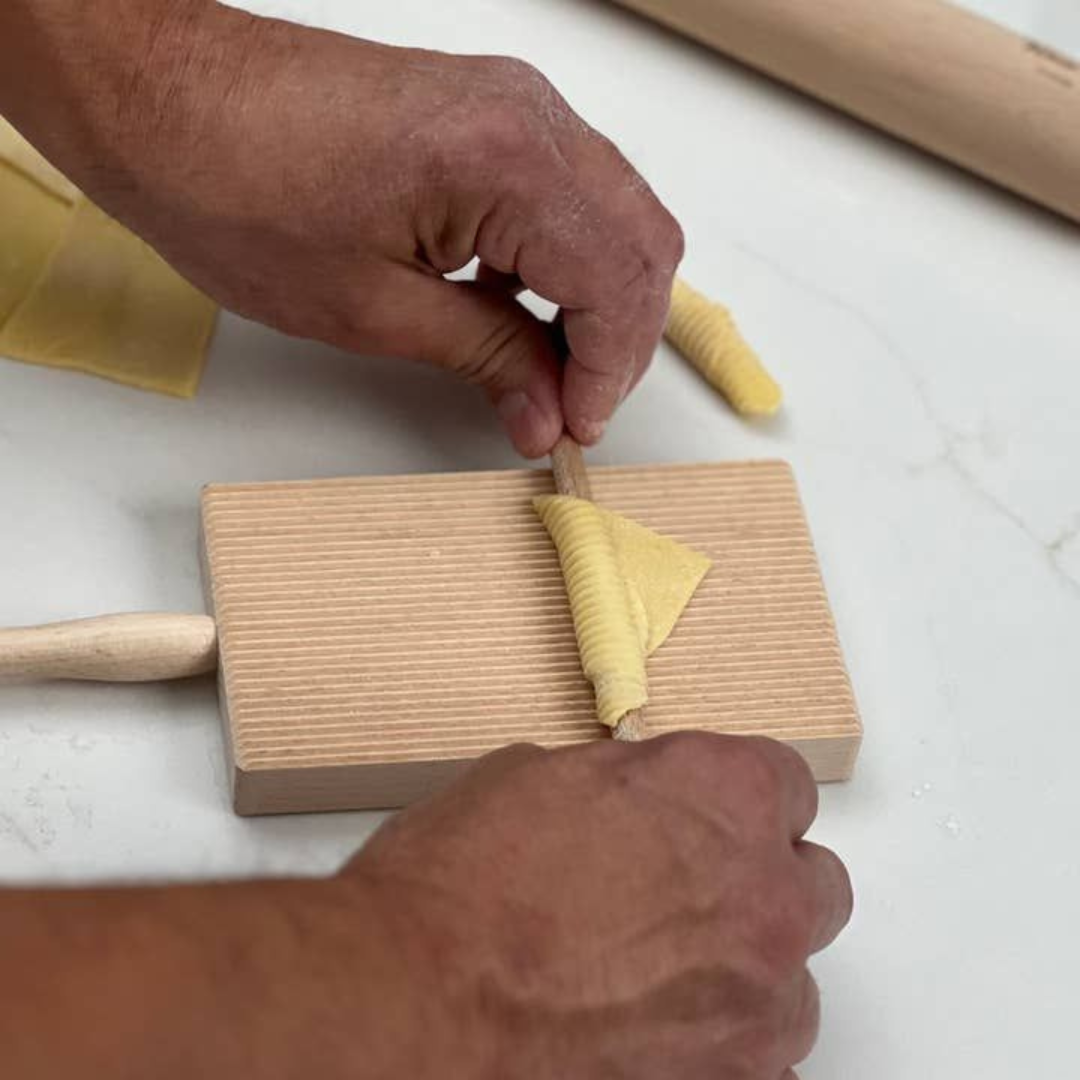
[785,971,821,1067]
[795,841,854,953]
[359,270,564,458]
[476,263,526,296]
[533,185,680,444]
[742,736,819,840]
[474,124,683,445]
[745,741,849,954]
[772,742,819,841]
[468,742,546,783]
[561,292,669,444]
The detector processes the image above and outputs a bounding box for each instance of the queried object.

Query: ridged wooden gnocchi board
[201,461,861,815]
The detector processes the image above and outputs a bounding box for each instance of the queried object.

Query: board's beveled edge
[230,729,863,817]
[777,458,864,747]
[200,485,244,799]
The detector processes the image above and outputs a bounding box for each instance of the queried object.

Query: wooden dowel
[549,434,646,742]
[611,0,1080,223]
[550,433,594,500]
[0,613,218,682]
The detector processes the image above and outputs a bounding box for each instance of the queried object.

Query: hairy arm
[0,874,482,1078]
[0,0,685,456]
[0,1,211,175]
[0,736,850,1078]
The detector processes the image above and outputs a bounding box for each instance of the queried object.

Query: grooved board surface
[201,462,861,814]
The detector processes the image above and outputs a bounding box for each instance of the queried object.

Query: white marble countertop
[2,1,1078,1075]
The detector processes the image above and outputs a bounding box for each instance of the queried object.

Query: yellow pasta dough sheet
[0,117,80,203]
[0,162,70,327]
[0,119,217,398]
[0,197,217,397]
[534,494,711,729]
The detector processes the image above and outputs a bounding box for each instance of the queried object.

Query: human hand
[70,1,683,456]
[351,733,853,1078]
[0,734,848,1080]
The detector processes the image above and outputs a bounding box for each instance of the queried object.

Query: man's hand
[0,733,850,1079]
[351,733,853,1077]
[2,0,683,456]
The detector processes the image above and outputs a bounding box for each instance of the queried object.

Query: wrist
[0,873,485,1080]
[158,871,500,1080]
[332,867,505,1080]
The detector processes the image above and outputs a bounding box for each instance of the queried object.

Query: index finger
[551,146,682,442]
[478,125,683,444]
[745,736,820,841]
[561,261,676,443]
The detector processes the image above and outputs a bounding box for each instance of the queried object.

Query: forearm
[0,875,461,1079]
[0,0,248,201]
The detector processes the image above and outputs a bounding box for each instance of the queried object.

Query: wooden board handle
[611,0,1080,223]
[0,614,218,682]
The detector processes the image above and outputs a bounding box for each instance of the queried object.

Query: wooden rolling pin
[611,0,1080,223]
[550,434,647,742]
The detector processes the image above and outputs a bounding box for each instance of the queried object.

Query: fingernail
[497,390,532,426]
[578,417,607,445]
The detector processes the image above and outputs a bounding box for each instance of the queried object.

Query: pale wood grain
[202,462,862,815]
[0,613,218,682]
[550,434,594,501]
[611,0,1080,222]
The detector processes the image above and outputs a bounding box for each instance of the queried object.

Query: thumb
[366,272,564,458]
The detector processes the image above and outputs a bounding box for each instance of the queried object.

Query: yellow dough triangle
[534,495,711,730]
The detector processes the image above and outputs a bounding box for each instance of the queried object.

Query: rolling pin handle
[0,613,218,683]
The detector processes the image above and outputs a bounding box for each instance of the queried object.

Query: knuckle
[467,742,547,788]
[465,104,533,164]
[472,55,562,128]
[609,257,652,302]
[617,208,684,297]
[645,730,726,776]
[487,55,547,90]
[659,212,686,269]
[735,860,819,985]
[814,844,855,932]
[727,736,789,802]
[763,973,820,1072]
[453,316,533,387]
[641,733,793,827]
[431,101,536,176]
[772,736,816,787]
[749,974,819,1076]
[725,979,811,1078]
[753,880,817,979]
[791,973,822,1063]
[491,57,567,123]
[485,741,542,766]
[836,858,855,925]
[642,209,685,279]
